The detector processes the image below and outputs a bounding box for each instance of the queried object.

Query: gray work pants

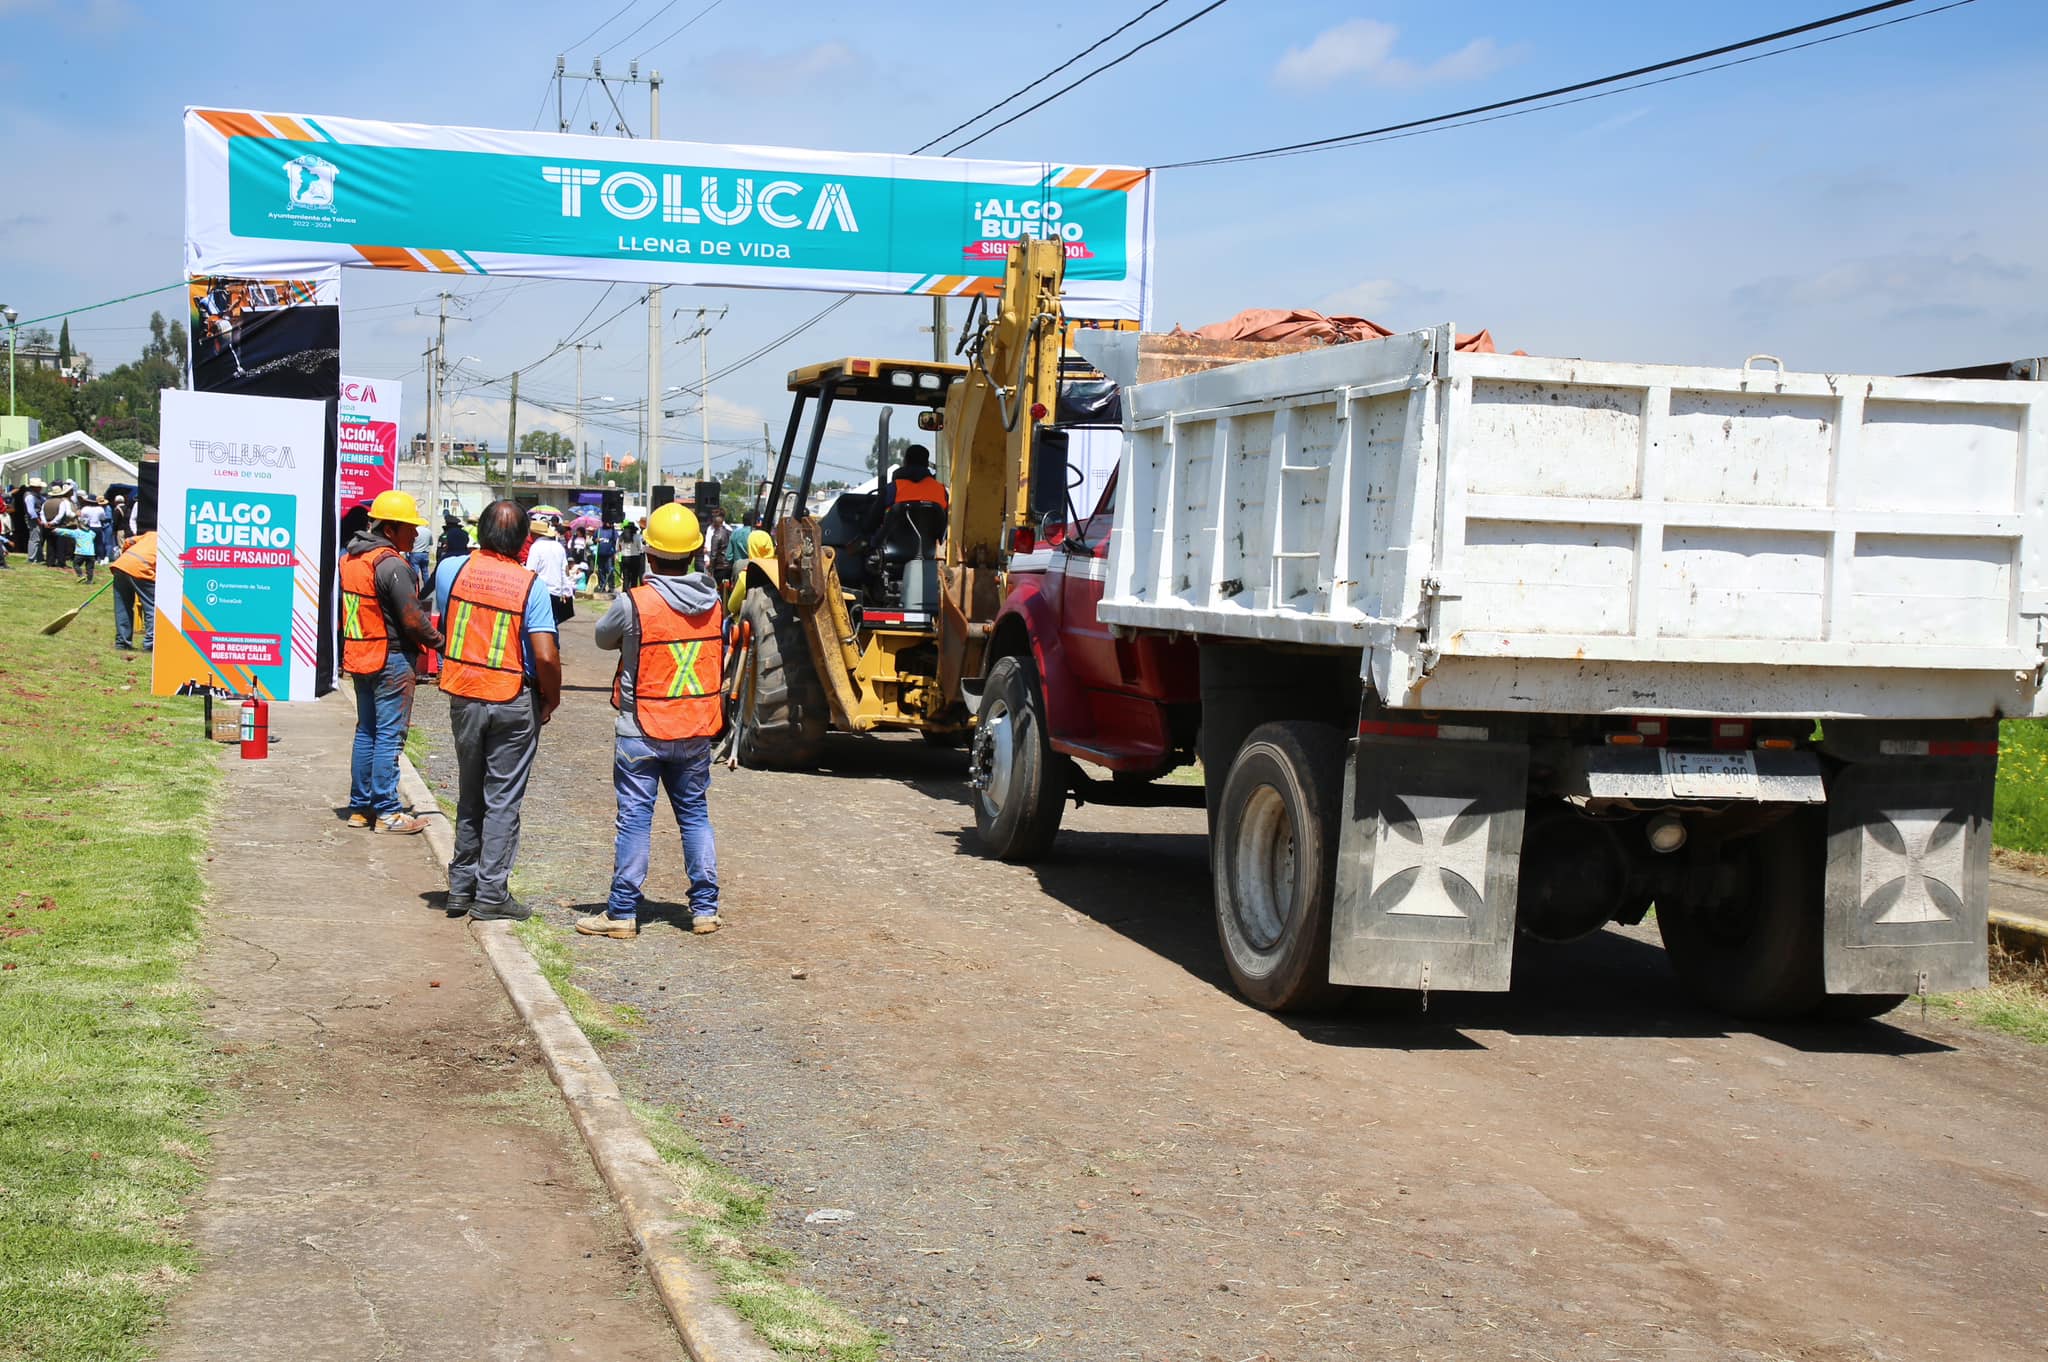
[447,691,540,906]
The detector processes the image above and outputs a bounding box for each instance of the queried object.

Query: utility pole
[423,289,457,525]
[503,370,519,500]
[927,298,951,481]
[694,305,727,485]
[646,72,664,506]
[572,341,600,481]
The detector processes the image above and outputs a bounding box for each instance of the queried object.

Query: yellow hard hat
[644,502,703,556]
[746,529,775,559]
[367,489,428,527]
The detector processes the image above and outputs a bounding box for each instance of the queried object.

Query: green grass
[1928,941,2048,1045]
[0,569,220,1362]
[1994,719,2048,853]
[510,916,642,1045]
[631,1101,883,1362]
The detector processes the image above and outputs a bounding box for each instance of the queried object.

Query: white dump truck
[1081,325,2040,1018]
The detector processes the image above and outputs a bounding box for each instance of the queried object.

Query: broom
[41,578,116,635]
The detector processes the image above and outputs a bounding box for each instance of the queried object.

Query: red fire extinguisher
[239,692,270,760]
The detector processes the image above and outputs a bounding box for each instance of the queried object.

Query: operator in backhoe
[878,443,950,515]
[582,501,726,942]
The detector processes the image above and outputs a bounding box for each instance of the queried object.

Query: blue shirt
[431,552,557,677]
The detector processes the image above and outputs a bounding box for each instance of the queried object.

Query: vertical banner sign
[337,375,400,509]
[183,108,1155,321]
[153,390,331,702]
[187,270,342,695]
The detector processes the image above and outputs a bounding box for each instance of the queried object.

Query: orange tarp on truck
[1182,308,1499,354]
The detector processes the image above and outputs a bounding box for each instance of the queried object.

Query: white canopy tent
[0,430,139,491]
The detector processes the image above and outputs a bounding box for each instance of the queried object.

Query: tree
[719,456,759,522]
[57,320,71,369]
[519,429,572,459]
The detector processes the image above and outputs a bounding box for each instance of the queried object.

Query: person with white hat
[525,515,575,626]
[339,490,444,834]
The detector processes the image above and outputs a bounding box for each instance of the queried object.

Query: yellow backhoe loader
[729,240,1070,768]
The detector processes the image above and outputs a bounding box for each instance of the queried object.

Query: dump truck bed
[1098,325,2048,718]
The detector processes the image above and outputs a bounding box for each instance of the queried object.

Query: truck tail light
[1358,719,1489,741]
[1712,719,1751,751]
[1608,717,1667,747]
[1011,526,1036,554]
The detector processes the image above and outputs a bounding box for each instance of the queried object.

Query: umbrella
[568,514,602,530]
[528,504,565,519]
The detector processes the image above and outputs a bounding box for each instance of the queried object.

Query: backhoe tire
[1213,721,1344,1014]
[971,656,1068,862]
[736,586,826,771]
[1657,812,1826,1021]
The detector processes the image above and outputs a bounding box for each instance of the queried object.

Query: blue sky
[1,0,2041,484]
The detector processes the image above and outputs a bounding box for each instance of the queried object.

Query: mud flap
[1822,760,1994,995]
[1330,735,1529,992]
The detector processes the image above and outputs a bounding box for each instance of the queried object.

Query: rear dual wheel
[1213,722,1344,1013]
[1656,812,1906,1021]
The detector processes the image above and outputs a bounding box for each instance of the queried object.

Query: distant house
[12,342,93,382]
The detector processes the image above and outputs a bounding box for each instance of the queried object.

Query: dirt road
[417,618,2048,1362]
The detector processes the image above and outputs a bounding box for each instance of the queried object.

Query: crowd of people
[339,491,763,941]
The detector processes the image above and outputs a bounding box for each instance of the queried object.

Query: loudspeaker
[651,484,676,513]
[601,488,624,525]
[136,461,160,532]
[694,480,721,514]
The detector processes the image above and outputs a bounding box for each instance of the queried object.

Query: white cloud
[1273,19,1505,92]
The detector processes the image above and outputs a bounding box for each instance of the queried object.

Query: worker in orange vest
[878,443,949,514]
[429,500,563,921]
[339,490,444,835]
[581,501,725,940]
[109,526,159,652]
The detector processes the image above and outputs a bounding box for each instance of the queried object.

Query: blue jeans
[349,652,418,818]
[597,549,616,592]
[608,734,718,920]
[112,571,155,649]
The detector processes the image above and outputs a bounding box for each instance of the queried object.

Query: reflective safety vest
[440,551,535,703]
[111,531,158,582]
[339,545,401,675]
[891,473,949,510]
[612,585,724,740]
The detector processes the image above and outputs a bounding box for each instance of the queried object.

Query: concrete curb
[398,755,776,1362]
[1990,908,2048,961]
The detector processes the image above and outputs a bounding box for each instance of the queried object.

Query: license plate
[1662,750,1760,800]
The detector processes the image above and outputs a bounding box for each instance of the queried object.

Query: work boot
[443,891,474,918]
[575,913,639,939]
[347,811,372,829]
[468,897,532,923]
[691,913,721,935]
[377,812,428,835]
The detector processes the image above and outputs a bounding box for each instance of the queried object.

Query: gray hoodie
[595,570,723,738]
[345,528,442,661]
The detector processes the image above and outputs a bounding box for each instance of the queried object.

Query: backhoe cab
[732,241,1069,771]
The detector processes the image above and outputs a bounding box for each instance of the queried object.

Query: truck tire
[1656,812,1826,1020]
[971,655,1068,862]
[736,586,826,771]
[1214,721,1344,1013]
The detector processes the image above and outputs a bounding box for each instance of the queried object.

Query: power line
[946,0,1232,155]
[911,0,1177,154]
[1156,0,1947,170]
[561,0,643,55]
[626,0,723,60]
